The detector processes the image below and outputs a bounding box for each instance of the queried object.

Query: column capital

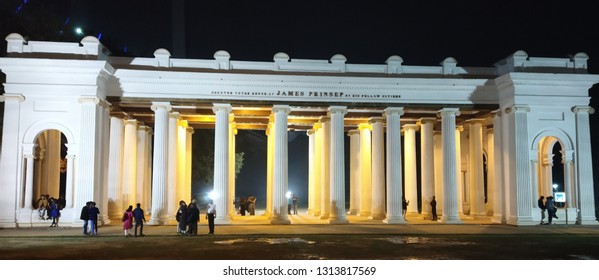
[561,149,574,162]
[437,108,460,117]
[319,116,331,123]
[78,96,101,104]
[383,107,404,117]
[212,103,232,114]
[505,105,530,114]
[572,106,595,114]
[347,130,360,136]
[358,123,372,131]
[124,119,138,126]
[417,117,436,126]
[151,101,172,112]
[465,118,486,125]
[369,117,384,124]
[178,119,188,127]
[272,104,291,114]
[22,143,37,157]
[529,150,539,162]
[138,125,151,132]
[186,126,195,134]
[0,94,25,103]
[307,129,315,136]
[328,106,347,115]
[169,112,181,119]
[456,125,464,132]
[402,123,419,131]
[312,122,322,130]
[491,109,502,118]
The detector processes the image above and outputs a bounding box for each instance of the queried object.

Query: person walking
[80,201,91,235]
[545,196,556,225]
[292,194,298,215]
[176,200,188,235]
[122,205,134,237]
[538,196,546,225]
[430,196,438,221]
[88,201,100,236]
[133,203,146,237]
[206,200,216,235]
[187,201,200,236]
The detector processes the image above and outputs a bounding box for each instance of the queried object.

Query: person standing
[206,200,216,235]
[545,196,556,225]
[402,198,409,221]
[122,205,134,237]
[538,196,546,225]
[88,202,100,236]
[80,201,91,235]
[248,195,256,216]
[287,193,293,215]
[430,196,438,221]
[292,194,298,215]
[133,203,146,237]
[239,197,247,216]
[176,200,188,235]
[186,201,200,236]
[49,199,60,227]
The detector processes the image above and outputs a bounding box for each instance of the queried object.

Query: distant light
[286,191,292,199]
[123,46,127,53]
[208,191,218,200]
[552,184,558,190]
[75,27,83,35]
[97,33,102,40]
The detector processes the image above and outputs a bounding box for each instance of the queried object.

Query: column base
[369,213,385,220]
[147,215,170,225]
[215,217,232,225]
[506,215,536,226]
[270,217,291,225]
[579,217,599,225]
[491,214,505,224]
[312,210,321,217]
[383,216,407,224]
[329,218,349,224]
[347,209,358,215]
[441,215,463,224]
[320,213,330,220]
[358,211,371,217]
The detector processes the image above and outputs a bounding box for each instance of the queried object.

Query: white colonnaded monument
[0,33,597,228]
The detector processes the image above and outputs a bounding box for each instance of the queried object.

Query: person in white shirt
[206,201,216,234]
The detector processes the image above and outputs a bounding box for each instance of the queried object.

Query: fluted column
[122,119,138,209]
[270,105,291,224]
[107,117,124,220]
[64,148,76,209]
[213,104,232,224]
[439,108,462,223]
[455,126,464,215]
[144,127,153,212]
[433,131,444,213]
[0,94,25,226]
[23,146,36,209]
[319,117,331,219]
[572,106,596,224]
[265,122,274,217]
[403,124,418,214]
[486,126,495,216]
[167,112,180,223]
[148,102,171,225]
[312,123,322,217]
[467,119,485,217]
[307,129,316,215]
[561,151,574,207]
[369,117,385,220]
[358,123,372,217]
[228,119,237,217]
[530,150,540,210]
[136,125,149,210]
[348,130,360,215]
[185,126,194,209]
[384,108,406,224]
[418,118,435,217]
[491,111,505,223]
[177,120,188,205]
[33,150,43,202]
[506,105,534,225]
[329,106,348,224]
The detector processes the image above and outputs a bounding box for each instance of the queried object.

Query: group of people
[80,201,100,235]
[402,196,438,222]
[122,203,146,237]
[176,199,217,236]
[37,194,64,227]
[235,195,256,216]
[538,195,559,225]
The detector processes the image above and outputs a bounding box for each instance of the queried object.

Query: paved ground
[2,212,599,260]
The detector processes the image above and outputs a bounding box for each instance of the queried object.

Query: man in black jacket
[538,196,546,225]
[80,201,91,235]
[186,202,200,236]
[133,203,146,237]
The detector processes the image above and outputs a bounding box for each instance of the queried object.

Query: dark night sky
[2,0,599,210]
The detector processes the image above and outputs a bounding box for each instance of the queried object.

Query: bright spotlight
[286,191,292,199]
[208,191,218,200]
[552,184,558,190]
[75,27,83,35]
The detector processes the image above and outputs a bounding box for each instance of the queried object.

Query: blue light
[64,17,70,25]
[123,46,127,53]
[16,4,23,13]
[97,33,103,40]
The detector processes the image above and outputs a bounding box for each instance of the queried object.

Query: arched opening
[32,129,68,217]
[537,136,569,211]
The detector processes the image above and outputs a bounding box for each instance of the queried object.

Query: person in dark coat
[88,201,100,235]
[133,203,146,237]
[186,202,200,236]
[239,197,247,216]
[49,199,60,227]
[538,196,546,225]
[80,201,91,235]
[430,196,438,221]
[176,200,188,235]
